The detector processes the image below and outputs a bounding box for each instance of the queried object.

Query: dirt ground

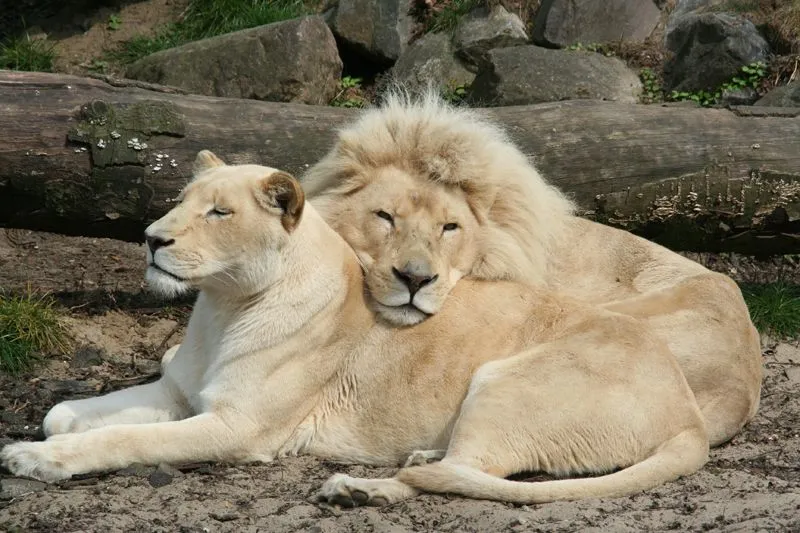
[0,228,799,532]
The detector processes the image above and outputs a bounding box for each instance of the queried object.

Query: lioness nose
[146,235,175,255]
[392,266,438,295]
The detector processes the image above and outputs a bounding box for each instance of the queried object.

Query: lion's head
[304,90,575,326]
[144,150,304,298]
[313,165,482,325]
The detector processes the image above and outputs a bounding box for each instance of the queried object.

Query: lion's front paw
[316,473,417,508]
[0,441,73,483]
[42,402,82,437]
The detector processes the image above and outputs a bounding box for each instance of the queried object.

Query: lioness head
[144,150,304,298]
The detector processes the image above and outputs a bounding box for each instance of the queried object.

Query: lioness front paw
[316,473,417,508]
[42,402,82,437]
[1,440,74,483]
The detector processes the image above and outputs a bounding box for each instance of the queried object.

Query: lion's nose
[392,265,438,295]
[145,234,175,255]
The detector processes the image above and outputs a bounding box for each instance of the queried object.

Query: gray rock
[468,46,641,106]
[389,32,475,94]
[754,82,800,107]
[148,466,175,488]
[666,0,713,32]
[1,478,47,499]
[331,0,414,63]
[127,16,342,105]
[664,12,770,92]
[719,86,759,106]
[71,344,105,368]
[533,0,661,48]
[117,462,155,477]
[454,5,528,72]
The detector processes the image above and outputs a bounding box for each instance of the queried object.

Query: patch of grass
[423,0,483,33]
[0,289,70,374]
[109,0,316,65]
[565,42,614,55]
[330,76,367,108]
[668,61,767,107]
[741,282,800,338]
[0,33,57,72]
[639,67,664,104]
[441,80,470,105]
[108,14,123,31]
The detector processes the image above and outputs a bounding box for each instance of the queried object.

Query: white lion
[0,153,708,506]
[303,90,763,447]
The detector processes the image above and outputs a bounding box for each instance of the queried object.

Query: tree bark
[1,71,799,255]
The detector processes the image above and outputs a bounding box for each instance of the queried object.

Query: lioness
[1,152,708,505]
[303,91,762,447]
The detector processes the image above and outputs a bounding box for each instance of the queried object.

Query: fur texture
[1,155,709,507]
[303,90,763,447]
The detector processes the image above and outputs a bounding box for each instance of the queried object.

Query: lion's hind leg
[396,337,708,504]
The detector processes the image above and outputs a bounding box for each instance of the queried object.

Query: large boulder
[532,0,661,48]
[389,32,474,93]
[126,16,342,105]
[453,5,528,72]
[754,82,800,107]
[664,12,770,92]
[330,0,414,64]
[468,46,641,106]
[665,0,712,32]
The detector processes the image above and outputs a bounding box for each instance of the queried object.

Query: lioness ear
[257,171,305,232]
[193,150,226,174]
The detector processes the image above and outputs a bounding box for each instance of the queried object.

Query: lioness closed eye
[1,151,709,506]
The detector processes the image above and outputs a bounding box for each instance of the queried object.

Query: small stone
[719,86,758,106]
[157,463,184,478]
[117,463,155,477]
[1,478,47,500]
[209,512,240,522]
[148,465,175,488]
[71,345,105,368]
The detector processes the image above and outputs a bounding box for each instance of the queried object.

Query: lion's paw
[316,473,417,508]
[0,441,74,483]
[403,449,446,467]
[42,402,82,437]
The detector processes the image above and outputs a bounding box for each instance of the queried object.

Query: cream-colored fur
[303,90,763,447]
[1,154,708,506]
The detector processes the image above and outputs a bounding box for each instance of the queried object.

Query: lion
[1,152,708,506]
[302,90,763,448]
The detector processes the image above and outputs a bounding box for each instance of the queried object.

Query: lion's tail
[396,429,708,504]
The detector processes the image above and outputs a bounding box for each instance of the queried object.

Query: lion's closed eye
[207,207,233,218]
[375,210,394,225]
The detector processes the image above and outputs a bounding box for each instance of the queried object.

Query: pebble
[1,478,47,500]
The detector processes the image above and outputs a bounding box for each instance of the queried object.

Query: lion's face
[318,167,480,326]
[144,151,304,298]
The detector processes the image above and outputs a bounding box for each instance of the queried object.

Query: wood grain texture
[1,71,798,254]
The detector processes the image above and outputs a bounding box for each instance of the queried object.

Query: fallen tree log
[1,70,799,255]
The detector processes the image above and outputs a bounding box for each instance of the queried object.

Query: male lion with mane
[1,153,708,505]
[303,90,762,448]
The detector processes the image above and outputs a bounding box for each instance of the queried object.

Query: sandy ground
[0,229,799,532]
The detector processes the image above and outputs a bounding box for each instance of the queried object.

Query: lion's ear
[257,171,305,232]
[193,150,226,174]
